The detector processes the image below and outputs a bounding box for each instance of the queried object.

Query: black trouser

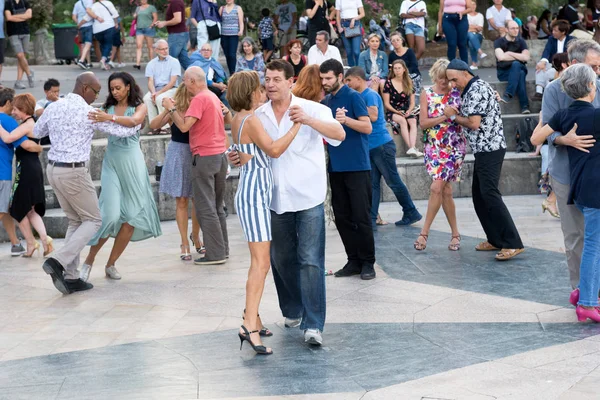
[308,22,330,46]
[472,149,523,249]
[329,170,375,267]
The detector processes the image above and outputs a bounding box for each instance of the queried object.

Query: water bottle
[155,161,163,182]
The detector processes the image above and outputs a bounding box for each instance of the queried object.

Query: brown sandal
[448,235,461,251]
[495,248,525,261]
[475,241,499,251]
[414,234,428,251]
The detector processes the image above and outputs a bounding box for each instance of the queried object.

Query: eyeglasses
[86,85,100,98]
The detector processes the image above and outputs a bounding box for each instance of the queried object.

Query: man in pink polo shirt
[166,66,229,265]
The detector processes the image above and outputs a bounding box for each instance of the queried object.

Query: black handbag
[199,0,220,41]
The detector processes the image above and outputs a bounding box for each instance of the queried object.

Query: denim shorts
[79,25,93,44]
[405,22,424,37]
[261,37,274,50]
[136,27,156,37]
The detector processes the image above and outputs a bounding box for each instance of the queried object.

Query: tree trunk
[33,28,51,65]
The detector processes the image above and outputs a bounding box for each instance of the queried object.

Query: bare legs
[145,36,154,62]
[15,52,31,82]
[17,208,49,254]
[241,241,272,352]
[0,213,20,246]
[406,34,425,59]
[84,222,135,269]
[175,197,202,255]
[392,114,418,150]
[415,181,460,248]
[135,35,144,66]
[79,43,92,64]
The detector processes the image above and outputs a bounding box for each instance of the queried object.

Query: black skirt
[10,143,45,222]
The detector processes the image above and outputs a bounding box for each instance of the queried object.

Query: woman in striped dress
[226,71,301,355]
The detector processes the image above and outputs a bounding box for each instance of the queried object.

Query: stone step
[2,151,539,241]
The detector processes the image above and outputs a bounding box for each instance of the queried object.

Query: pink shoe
[576,306,600,322]
[570,288,580,306]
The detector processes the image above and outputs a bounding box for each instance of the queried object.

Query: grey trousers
[47,164,102,279]
[191,153,229,261]
[551,176,584,289]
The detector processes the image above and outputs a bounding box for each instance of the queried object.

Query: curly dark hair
[103,72,143,109]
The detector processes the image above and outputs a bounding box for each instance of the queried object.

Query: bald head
[74,72,101,104]
[183,66,207,95]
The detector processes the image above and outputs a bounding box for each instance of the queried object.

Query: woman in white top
[466,7,487,69]
[86,0,120,70]
[335,0,365,66]
[399,0,427,59]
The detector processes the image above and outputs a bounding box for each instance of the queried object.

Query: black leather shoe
[360,263,376,280]
[65,279,94,293]
[334,262,361,277]
[395,212,423,226]
[42,258,69,294]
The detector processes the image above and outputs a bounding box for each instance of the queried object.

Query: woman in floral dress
[414,59,466,251]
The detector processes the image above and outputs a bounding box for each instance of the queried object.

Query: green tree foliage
[30,0,54,30]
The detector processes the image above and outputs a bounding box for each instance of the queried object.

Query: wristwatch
[450,114,456,121]
[112,115,117,122]
[169,108,177,113]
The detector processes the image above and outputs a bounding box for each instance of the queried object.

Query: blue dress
[89,106,162,244]
[233,115,272,242]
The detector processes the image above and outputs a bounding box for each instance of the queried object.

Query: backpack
[515,116,537,153]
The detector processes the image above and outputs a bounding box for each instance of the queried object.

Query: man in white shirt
[534,19,574,99]
[230,60,345,346]
[486,0,512,41]
[307,30,343,65]
[35,78,60,118]
[143,39,181,132]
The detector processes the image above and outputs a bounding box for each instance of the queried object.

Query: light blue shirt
[542,78,600,185]
[0,0,5,39]
[145,55,181,91]
[72,0,94,28]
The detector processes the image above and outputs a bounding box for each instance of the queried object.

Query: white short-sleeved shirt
[255,94,342,214]
[85,0,119,34]
[486,5,512,31]
[335,0,363,20]
[467,12,484,29]
[72,0,94,28]
[399,0,427,29]
[274,2,297,31]
[307,44,343,66]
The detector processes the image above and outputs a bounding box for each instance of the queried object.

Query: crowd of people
[1,0,600,357]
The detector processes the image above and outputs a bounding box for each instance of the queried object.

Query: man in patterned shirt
[33,72,140,295]
[444,59,524,261]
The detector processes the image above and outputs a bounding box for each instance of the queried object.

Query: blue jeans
[341,21,361,67]
[442,13,468,63]
[577,205,600,307]
[467,32,482,63]
[94,27,115,59]
[221,35,239,75]
[497,61,529,109]
[168,32,191,70]
[270,203,326,331]
[370,140,418,223]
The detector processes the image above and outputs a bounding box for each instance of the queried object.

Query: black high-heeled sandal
[238,325,273,355]
[190,234,206,254]
[242,309,273,337]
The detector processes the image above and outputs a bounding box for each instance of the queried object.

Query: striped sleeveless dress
[234,115,273,242]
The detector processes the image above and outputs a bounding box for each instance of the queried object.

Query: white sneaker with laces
[406,147,417,157]
[284,317,301,328]
[108,61,117,68]
[105,265,121,280]
[304,329,323,346]
[480,52,487,59]
[414,149,424,157]
[80,263,93,282]
[117,62,127,68]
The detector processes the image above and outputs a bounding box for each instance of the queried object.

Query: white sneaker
[414,149,424,157]
[117,63,126,68]
[284,317,301,328]
[304,329,323,346]
[80,263,93,282]
[406,147,417,157]
[480,52,487,59]
[105,265,121,280]
[107,60,117,69]
[470,65,478,70]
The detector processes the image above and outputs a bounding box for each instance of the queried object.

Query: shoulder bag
[199,0,221,41]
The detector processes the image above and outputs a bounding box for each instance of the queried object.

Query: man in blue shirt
[320,59,376,280]
[0,87,41,255]
[344,66,421,229]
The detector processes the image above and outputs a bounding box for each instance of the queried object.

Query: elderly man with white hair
[143,39,182,132]
[164,66,230,265]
